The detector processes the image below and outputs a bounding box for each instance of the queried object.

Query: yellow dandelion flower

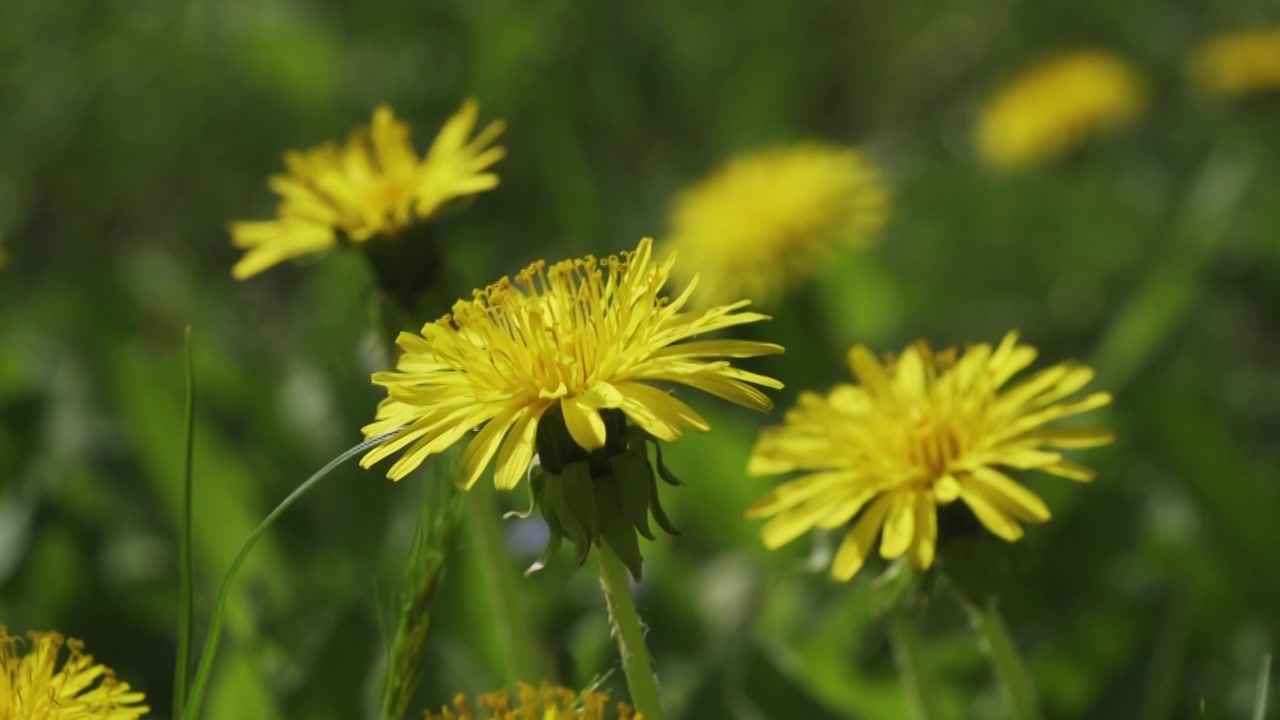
[976,51,1145,170]
[425,682,642,720]
[1189,27,1280,96]
[230,99,505,279]
[361,236,782,487]
[746,332,1113,582]
[658,143,889,308]
[0,628,149,719]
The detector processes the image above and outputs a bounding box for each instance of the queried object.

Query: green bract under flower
[521,409,683,580]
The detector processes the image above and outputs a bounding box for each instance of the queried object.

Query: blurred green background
[2,1,1279,718]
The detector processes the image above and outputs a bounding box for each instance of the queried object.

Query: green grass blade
[173,326,196,716]
[1253,654,1272,720]
[181,431,398,720]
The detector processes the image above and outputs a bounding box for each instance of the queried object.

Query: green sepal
[648,436,687,486]
[595,477,645,580]
[648,474,682,536]
[610,450,655,541]
[561,459,601,541]
[550,462,594,554]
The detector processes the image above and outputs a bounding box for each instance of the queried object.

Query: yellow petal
[562,395,607,450]
[969,466,1051,522]
[493,408,542,490]
[458,406,522,489]
[847,346,895,401]
[959,484,1024,542]
[1041,460,1097,482]
[907,493,938,570]
[744,472,860,518]
[831,494,894,581]
[879,492,917,559]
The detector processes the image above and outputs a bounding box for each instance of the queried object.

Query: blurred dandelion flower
[1190,27,1280,96]
[426,682,641,720]
[658,143,889,308]
[976,51,1144,170]
[0,628,149,719]
[229,100,505,279]
[746,332,1113,581]
[361,237,782,576]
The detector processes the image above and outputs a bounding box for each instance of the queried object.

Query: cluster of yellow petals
[230,100,505,279]
[0,628,149,720]
[425,682,641,720]
[747,332,1113,581]
[659,143,889,308]
[975,50,1145,170]
[1189,27,1280,96]
[361,237,783,487]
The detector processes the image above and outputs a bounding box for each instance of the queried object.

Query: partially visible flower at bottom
[746,332,1113,582]
[0,628,149,719]
[1189,27,1280,96]
[425,682,641,720]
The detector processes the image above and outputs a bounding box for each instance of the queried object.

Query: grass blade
[381,448,465,720]
[173,326,196,716]
[181,430,398,720]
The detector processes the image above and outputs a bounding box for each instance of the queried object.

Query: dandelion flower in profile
[1189,27,1280,96]
[746,332,1113,582]
[362,237,783,576]
[425,682,641,720]
[0,628,149,719]
[976,51,1145,170]
[230,100,505,279]
[658,143,890,308]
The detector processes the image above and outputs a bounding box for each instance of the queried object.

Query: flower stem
[888,605,942,720]
[962,598,1042,720]
[465,484,545,683]
[596,543,665,720]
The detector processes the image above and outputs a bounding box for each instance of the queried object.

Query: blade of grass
[173,326,196,716]
[1253,654,1271,720]
[181,430,399,720]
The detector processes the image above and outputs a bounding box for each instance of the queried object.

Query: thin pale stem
[596,543,665,720]
[962,598,1042,720]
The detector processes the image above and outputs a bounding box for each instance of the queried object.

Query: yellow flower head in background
[746,332,1112,582]
[230,100,505,279]
[425,682,642,720]
[976,51,1144,170]
[0,628,149,719]
[361,237,783,487]
[1190,27,1280,96]
[658,143,889,308]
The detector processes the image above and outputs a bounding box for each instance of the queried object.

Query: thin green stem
[465,485,545,683]
[596,542,665,720]
[173,327,196,717]
[888,605,941,720]
[1252,654,1272,720]
[181,433,394,720]
[961,598,1042,720]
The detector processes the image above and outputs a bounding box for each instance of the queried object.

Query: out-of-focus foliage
[2,1,1278,718]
